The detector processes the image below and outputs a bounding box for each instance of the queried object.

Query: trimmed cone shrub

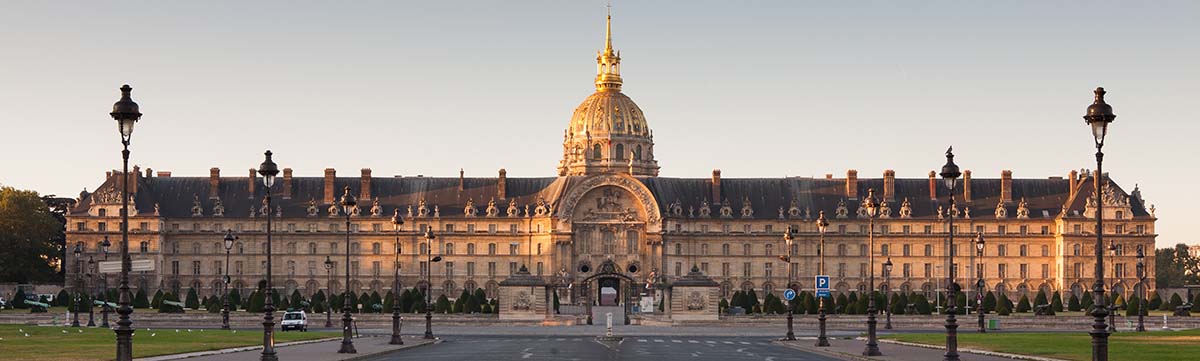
[1068,294,1082,311]
[997,293,1012,315]
[1016,294,1031,313]
[185,288,200,310]
[983,291,997,313]
[134,288,150,309]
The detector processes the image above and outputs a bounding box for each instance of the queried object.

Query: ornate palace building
[65,15,1157,310]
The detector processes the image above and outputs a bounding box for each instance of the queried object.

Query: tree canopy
[1156,244,1200,288]
[0,186,65,283]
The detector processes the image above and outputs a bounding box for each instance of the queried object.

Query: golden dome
[568,90,649,138]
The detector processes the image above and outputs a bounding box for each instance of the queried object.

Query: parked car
[281,310,307,332]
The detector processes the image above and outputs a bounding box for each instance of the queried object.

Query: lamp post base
[390,313,404,345]
[816,306,830,347]
[424,311,434,340]
[864,308,881,356]
[784,310,796,341]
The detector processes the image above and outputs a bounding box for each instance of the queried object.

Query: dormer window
[98,208,107,217]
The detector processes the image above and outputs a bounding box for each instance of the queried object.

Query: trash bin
[987,319,1000,330]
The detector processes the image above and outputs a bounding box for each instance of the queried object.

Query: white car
[281,311,307,332]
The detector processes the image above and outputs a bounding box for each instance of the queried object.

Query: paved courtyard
[361,334,839,361]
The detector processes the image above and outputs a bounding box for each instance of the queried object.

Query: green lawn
[0,324,337,361]
[884,329,1200,361]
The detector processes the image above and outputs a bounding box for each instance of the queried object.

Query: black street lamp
[222,229,237,330]
[73,243,83,328]
[883,257,893,330]
[423,229,443,340]
[338,187,358,354]
[1135,248,1146,332]
[258,151,280,361]
[1083,86,1116,361]
[100,237,111,328]
[940,146,963,361]
[1107,240,1118,333]
[87,257,96,327]
[974,233,986,333]
[110,84,141,361]
[782,226,796,341]
[324,256,334,328]
[815,211,831,347]
[862,188,882,357]
[390,209,405,345]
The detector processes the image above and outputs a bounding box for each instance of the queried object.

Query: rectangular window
[676,262,683,276]
[764,263,772,278]
[977,263,984,279]
[488,262,496,278]
[902,244,911,256]
[372,223,381,232]
[171,261,179,275]
[1019,225,1028,235]
[1074,263,1082,278]
[902,225,911,234]
[467,262,476,276]
[859,263,867,278]
[445,224,455,233]
[925,244,933,257]
[215,261,223,275]
[924,263,932,278]
[923,225,932,234]
[1073,224,1082,234]
[998,225,1007,234]
[1136,225,1145,234]
[721,263,730,277]
[837,263,847,278]
[998,264,1007,279]
[235,261,243,275]
[701,262,709,274]
[510,224,518,233]
[1019,263,1028,279]
[976,225,985,234]
[76,222,86,231]
[1041,264,1049,279]
[880,225,890,234]
[372,261,381,276]
[193,261,201,275]
[509,262,518,275]
[98,223,107,232]
[722,224,731,233]
[446,262,454,277]
[536,262,543,276]
[902,263,911,278]
[1041,226,1049,235]
[467,224,476,233]
[742,262,751,277]
[509,243,519,255]
[309,224,318,232]
[764,225,773,233]
[139,222,149,231]
[839,225,848,234]
[488,224,497,233]
[308,261,316,276]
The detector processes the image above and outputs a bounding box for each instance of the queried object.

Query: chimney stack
[145,168,153,178]
[1069,169,1079,200]
[928,171,937,200]
[129,166,140,194]
[963,170,973,203]
[248,168,257,198]
[845,170,858,199]
[156,171,172,178]
[458,168,465,192]
[883,170,895,201]
[1001,170,1013,203]
[825,174,833,180]
[282,168,293,199]
[497,169,508,199]
[360,168,372,200]
[209,168,220,199]
[324,168,336,204]
[711,169,722,203]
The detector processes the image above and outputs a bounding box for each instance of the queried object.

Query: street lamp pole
[338,187,358,354]
[110,84,142,361]
[815,211,831,347]
[390,210,405,345]
[862,189,882,357]
[1135,248,1146,332]
[324,256,334,328]
[1107,241,1118,333]
[88,257,96,327]
[783,226,796,341]
[73,243,82,328]
[258,151,280,361]
[1083,87,1116,361]
[222,230,237,330]
[974,234,986,333]
[883,258,893,330]
[423,229,442,340]
[101,237,111,328]
[941,147,963,361]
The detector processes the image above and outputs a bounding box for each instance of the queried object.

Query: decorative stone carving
[804,207,811,220]
[307,199,319,217]
[740,198,754,218]
[687,206,695,218]
[512,291,532,311]
[260,198,270,217]
[275,205,282,218]
[1150,204,1156,217]
[1016,198,1029,219]
[995,200,1008,219]
[433,205,440,218]
[669,200,683,217]
[855,203,867,218]
[417,199,428,217]
[686,291,706,311]
[153,203,160,216]
[93,186,122,204]
[899,198,913,218]
[327,202,340,217]
[787,198,801,218]
[698,199,711,218]
[879,200,892,218]
[370,198,382,217]
[963,206,970,219]
[578,187,639,222]
[937,205,945,220]
[555,174,662,226]
[190,194,203,217]
[777,206,785,219]
[464,198,478,217]
[485,198,499,217]
[835,199,848,219]
[719,200,733,218]
[406,205,414,218]
[534,197,549,217]
[211,198,224,217]
[506,199,519,217]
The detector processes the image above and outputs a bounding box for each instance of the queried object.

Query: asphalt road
[360,334,839,361]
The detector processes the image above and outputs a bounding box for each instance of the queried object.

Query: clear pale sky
[1,1,1195,248]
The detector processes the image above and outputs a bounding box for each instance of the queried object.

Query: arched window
[467,243,476,255]
[309,243,317,254]
[1115,211,1124,220]
[634,145,642,160]
[743,244,751,256]
[674,243,682,255]
[615,144,625,160]
[446,243,455,255]
[1073,244,1081,256]
[722,243,730,256]
[98,208,107,217]
[592,144,602,159]
[765,244,773,256]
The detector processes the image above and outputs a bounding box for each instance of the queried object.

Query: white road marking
[672,339,683,343]
[520,347,533,359]
[705,340,716,344]
[637,339,647,342]
[740,341,751,345]
[688,340,699,343]
[723,341,734,344]
[654,339,664,343]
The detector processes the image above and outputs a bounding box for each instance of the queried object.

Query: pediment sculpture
[370,198,382,217]
[307,199,319,217]
[485,198,499,217]
[212,197,225,217]
[1016,198,1030,219]
[835,199,849,219]
[506,199,519,217]
[190,194,204,217]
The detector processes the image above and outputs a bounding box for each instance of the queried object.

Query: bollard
[1162,315,1169,330]
[606,313,613,337]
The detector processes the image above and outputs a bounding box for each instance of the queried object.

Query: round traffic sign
[783,289,796,301]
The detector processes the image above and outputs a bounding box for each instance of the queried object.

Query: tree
[913,293,932,315]
[55,289,71,307]
[1113,293,1126,310]
[0,187,64,283]
[1068,293,1081,311]
[746,289,760,311]
[312,290,327,314]
[12,289,27,309]
[1051,291,1064,312]
[185,288,200,310]
[730,291,744,310]
[835,293,849,314]
[1156,244,1200,288]
[435,294,451,313]
[358,292,371,313]
[227,288,241,310]
[1168,293,1183,309]
[553,291,560,313]
[1148,292,1162,310]
[996,293,1012,315]
[157,292,184,313]
[718,298,729,313]
[462,290,478,314]
[1035,290,1049,308]
[1016,294,1031,313]
[983,291,997,313]
[291,290,306,312]
[134,288,150,309]
[1082,291,1094,310]
[472,288,488,313]
[1126,295,1141,317]
[151,289,164,309]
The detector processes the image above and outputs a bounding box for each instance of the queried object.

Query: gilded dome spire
[595,12,623,92]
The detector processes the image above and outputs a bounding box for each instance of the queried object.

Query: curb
[135,337,340,361]
[341,338,442,361]
[772,339,875,361]
[874,338,1068,361]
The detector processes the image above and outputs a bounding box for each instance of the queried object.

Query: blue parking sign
[815,275,831,298]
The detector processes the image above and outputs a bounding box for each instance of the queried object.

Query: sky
[0,1,1196,248]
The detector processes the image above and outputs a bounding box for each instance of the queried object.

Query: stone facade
[63,15,1157,310]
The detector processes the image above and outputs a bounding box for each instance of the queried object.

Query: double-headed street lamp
[861,188,882,357]
[257,151,280,361]
[324,256,334,328]
[100,237,112,328]
[1136,248,1146,332]
[222,229,237,330]
[423,229,443,340]
[883,258,893,330]
[73,243,83,328]
[782,226,796,341]
[109,84,141,361]
[390,209,405,345]
[974,233,986,333]
[815,211,831,347]
[940,147,963,361]
[1083,86,1116,361]
[338,187,358,354]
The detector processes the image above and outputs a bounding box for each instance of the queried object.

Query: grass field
[0,324,337,361]
[884,329,1200,361]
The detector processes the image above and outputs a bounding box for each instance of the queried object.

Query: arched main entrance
[580,260,637,324]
